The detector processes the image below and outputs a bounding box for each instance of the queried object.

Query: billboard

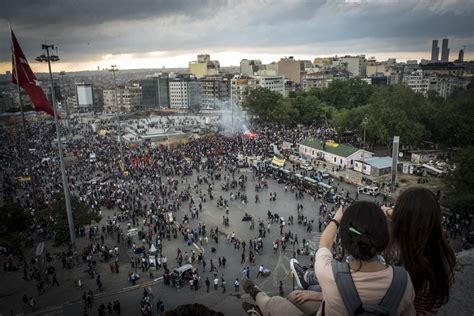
[76,84,93,109]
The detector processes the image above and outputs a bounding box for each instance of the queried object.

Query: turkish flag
[11,30,55,117]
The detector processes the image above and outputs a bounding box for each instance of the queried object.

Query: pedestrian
[205,277,210,292]
[213,277,219,290]
[241,252,245,264]
[221,276,226,293]
[107,302,112,315]
[29,297,36,310]
[116,300,121,314]
[52,273,59,286]
[222,256,226,268]
[257,264,264,277]
[157,299,165,316]
[234,279,240,292]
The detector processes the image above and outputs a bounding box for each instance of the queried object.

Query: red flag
[11,29,55,116]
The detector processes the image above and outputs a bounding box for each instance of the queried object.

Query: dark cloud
[1,0,230,28]
[0,0,473,66]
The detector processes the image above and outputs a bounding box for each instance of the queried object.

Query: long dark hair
[390,187,456,311]
[340,201,389,262]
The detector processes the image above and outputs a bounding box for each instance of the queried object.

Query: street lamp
[362,116,368,162]
[109,65,125,171]
[58,71,71,130]
[230,79,234,134]
[36,44,76,250]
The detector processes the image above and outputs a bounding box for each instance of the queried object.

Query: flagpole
[40,44,76,250]
[9,23,39,212]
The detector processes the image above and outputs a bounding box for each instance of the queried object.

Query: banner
[271,156,285,167]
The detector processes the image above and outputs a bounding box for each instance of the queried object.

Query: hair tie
[349,227,362,235]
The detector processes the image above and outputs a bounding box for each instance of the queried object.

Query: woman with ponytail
[314,201,415,315]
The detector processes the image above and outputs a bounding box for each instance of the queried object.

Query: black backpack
[332,261,408,316]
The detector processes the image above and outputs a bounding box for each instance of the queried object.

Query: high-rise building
[189,54,220,79]
[431,40,439,62]
[140,74,170,109]
[441,38,450,62]
[47,82,62,104]
[103,86,141,112]
[169,76,200,110]
[458,49,464,62]
[199,75,230,110]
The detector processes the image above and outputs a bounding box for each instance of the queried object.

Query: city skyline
[1,0,473,72]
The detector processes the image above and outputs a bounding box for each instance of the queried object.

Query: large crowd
[0,113,470,316]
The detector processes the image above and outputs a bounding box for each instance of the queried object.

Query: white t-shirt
[315,247,415,316]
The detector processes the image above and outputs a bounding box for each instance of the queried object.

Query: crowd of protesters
[0,113,471,315]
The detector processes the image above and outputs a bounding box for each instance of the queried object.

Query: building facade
[405,68,468,98]
[441,38,450,62]
[253,75,286,96]
[299,138,373,169]
[431,40,440,62]
[240,59,263,76]
[277,57,304,84]
[103,86,141,112]
[140,75,170,109]
[169,77,200,110]
[189,54,220,79]
[230,76,257,107]
[199,75,230,110]
[339,55,368,77]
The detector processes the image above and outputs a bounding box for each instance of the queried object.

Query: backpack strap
[380,266,408,316]
[332,261,362,315]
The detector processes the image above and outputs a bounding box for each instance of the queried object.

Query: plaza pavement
[1,166,380,316]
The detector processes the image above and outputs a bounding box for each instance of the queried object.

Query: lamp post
[58,71,71,130]
[230,79,234,135]
[362,116,368,162]
[109,65,124,171]
[36,45,76,249]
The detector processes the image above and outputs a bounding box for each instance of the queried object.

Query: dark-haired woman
[383,187,456,315]
[315,201,415,315]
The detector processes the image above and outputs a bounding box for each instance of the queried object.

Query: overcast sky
[1,0,473,72]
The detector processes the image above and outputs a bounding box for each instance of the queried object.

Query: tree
[332,105,369,138]
[444,146,474,214]
[37,194,101,246]
[269,98,298,124]
[364,85,427,147]
[0,204,33,252]
[436,85,474,147]
[318,79,374,109]
[242,87,282,121]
